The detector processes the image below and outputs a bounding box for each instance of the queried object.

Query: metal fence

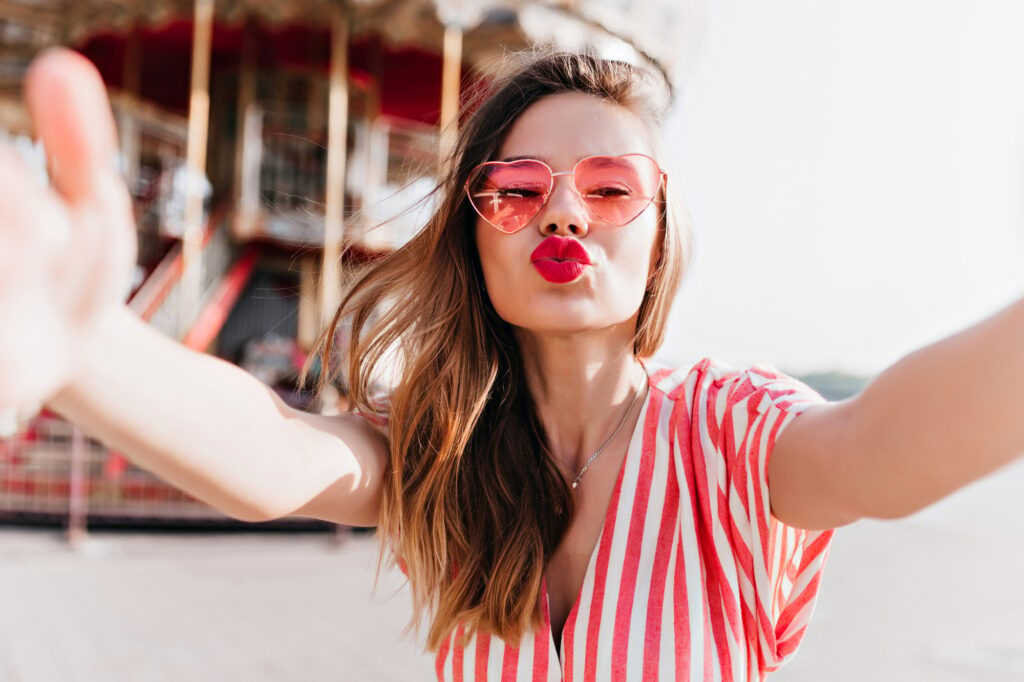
[1,412,224,522]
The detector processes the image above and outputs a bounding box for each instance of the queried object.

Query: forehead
[497,92,656,165]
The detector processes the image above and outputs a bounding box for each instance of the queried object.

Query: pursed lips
[529,236,593,284]
[530,235,593,264]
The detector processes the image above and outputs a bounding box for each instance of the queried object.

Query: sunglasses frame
[464,153,667,234]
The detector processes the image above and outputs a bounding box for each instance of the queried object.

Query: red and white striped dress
[432,358,835,681]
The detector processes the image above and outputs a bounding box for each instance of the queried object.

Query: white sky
[656,0,1024,376]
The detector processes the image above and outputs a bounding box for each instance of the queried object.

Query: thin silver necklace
[571,366,649,490]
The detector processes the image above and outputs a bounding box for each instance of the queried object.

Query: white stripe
[592,393,648,679]
[751,407,790,627]
[697,376,745,629]
[624,396,672,671]
[674,436,706,682]
[547,630,561,682]
[738,411,772,623]
[485,633,505,680]
[462,630,476,681]
[567,529,596,679]
[510,627,533,682]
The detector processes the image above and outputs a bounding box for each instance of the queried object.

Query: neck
[516,326,648,478]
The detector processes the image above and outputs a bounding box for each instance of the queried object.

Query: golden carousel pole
[180,0,214,338]
[323,3,353,546]
[118,22,142,182]
[318,1,349,417]
[438,19,463,162]
[232,15,257,237]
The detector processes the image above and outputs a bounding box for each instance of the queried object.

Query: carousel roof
[0,0,704,90]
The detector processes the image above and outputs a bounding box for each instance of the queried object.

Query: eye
[581,184,634,199]
[497,187,544,199]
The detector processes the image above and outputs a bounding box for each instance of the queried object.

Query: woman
[1,48,1022,681]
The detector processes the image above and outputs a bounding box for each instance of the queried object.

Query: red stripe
[759,405,787,544]
[700,577,715,682]
[535,585,551,681]
[744,396,814,665]
[745,407,781,655]
[775,533,832,635]
[728,400,759,524]
[562,601,577,680]
[582,425,633,681]
[610,390,663,679]
[437,631,453,681]
[475,630,491,680]
[642,397,683,678]
[720,383,761,644]
[650,367,675,387]
[776,624,808,661]
[723,408,763,619]
[673,397,695,676]
[453,624,466,682]
[693,377,736,680]
[500,641,518,680]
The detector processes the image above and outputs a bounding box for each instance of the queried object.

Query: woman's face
[474,92,663,340]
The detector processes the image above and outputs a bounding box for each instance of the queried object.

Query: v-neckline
[542,369,654,666]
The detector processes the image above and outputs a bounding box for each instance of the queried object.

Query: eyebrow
[499,155,551,163]
[498,154,593,164]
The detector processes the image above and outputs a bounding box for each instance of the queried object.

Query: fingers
[24,48,120,206]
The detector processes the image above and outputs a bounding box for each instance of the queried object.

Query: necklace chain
[570,367,649,490]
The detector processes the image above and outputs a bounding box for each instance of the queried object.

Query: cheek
[612,220,661,285]
[474,222,520,309]
[474,221,502,287]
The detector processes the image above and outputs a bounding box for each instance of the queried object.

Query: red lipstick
[530,236,593,284]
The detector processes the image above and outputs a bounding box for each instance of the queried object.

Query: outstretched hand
[0,49,137,409]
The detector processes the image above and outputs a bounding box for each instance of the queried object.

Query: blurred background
[0,0,1022,679]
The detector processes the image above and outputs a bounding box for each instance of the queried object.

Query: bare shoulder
[281,409,390,528]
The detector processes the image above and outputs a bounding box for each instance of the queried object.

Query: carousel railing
[0,411,240,525]
[357,114,440,252]
[235,102,336,246]
[129,201,238,340]
[110,93,194,265]
[235,107,439,252]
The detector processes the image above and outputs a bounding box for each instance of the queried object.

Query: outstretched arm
[49,306,388,525]
[768,296,1024,530]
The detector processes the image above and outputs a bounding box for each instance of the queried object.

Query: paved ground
[1,460,1023,681]
[0,528,434,681]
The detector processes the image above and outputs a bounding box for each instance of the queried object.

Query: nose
[537,174,589,237]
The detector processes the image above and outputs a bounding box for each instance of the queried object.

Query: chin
[488,283,645,334]
[500,305,641,338]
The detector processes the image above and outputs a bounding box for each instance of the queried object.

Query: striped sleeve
[701,360,835,674]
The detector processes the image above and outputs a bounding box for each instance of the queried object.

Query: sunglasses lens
[467,161,550,233]
[575,155,662,226]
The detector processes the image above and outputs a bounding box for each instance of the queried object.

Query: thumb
[24,48,120,206]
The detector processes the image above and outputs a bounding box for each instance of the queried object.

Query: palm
[0,50,137,409]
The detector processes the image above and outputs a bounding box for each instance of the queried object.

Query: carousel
[0,0,701,531]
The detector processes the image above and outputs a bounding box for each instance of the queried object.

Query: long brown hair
[306,49,691,649]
